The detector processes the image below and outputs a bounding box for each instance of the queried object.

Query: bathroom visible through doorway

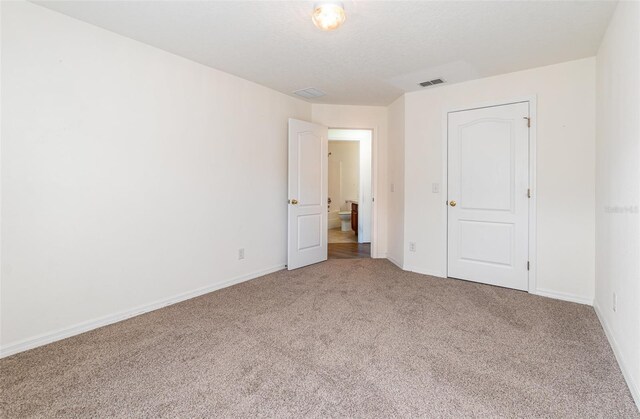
[327,129,372,259]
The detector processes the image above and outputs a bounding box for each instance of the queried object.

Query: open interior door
[288,118,328,270]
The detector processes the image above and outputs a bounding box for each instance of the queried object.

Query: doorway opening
[327,129,372,259]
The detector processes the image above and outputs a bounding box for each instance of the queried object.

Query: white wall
[594,0,640,407]
[403,58,596,303]
[386,96,405,267]
[327,140,342,229]
[328,141,360,211]
[0,1,311,354]
[357,134,373,242]
[311,104,388,257]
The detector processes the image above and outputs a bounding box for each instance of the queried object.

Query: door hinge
[527,188,531,198]
[524,116,531,128]
[527,261,530,271]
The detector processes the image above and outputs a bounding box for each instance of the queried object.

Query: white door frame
[328,127,378,257]
[441,96,537,293]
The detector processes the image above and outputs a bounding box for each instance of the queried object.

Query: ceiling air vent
[419,78,445,87]
[293,87,326,99]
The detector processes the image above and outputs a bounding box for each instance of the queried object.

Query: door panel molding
[441,96,537,292]
[288,119,328,270]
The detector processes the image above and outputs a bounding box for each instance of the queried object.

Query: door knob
[449,200,457,207]
[290,199,299,205]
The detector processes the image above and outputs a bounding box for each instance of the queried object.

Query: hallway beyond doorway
[328,243,371,259]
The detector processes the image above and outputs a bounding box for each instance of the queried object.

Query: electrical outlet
[432,183,440,193]
[409,242,416,252]
[612,292,617,312]
[391,183,395,192]
[238,248,245,260]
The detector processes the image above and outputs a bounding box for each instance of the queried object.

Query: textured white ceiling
[33,1,616,105]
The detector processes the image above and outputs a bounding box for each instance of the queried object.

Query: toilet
[338,211,351,231]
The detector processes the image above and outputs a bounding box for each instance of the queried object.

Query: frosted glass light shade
[312,2,346,31]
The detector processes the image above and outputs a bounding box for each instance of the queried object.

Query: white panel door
[447,102,529,290]
[288,119,328,270]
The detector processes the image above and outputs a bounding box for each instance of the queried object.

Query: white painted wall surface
[328,141,360,212]
[311,105,388,257]
[327,141,344,229]
[357,136,373,242]
[386,97,405,268]
[594,0,640,407]
[404,58,596,303]
[1,1,311,354]
[328,140,358,231]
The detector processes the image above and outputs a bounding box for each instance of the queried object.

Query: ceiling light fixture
[312,2,346,31]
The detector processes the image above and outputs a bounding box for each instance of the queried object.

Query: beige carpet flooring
[1,259,638,418]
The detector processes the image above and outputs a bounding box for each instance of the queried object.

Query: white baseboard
[0,264,286,359]
[403,264,446,279]
[399,270,594,307]
[594,301,640,409]
[532,288,593,306]
[386,255,403,269]
[372,251,386,259]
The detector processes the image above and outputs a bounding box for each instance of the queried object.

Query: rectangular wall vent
[419,78,445,87]
[293,87,326,99]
